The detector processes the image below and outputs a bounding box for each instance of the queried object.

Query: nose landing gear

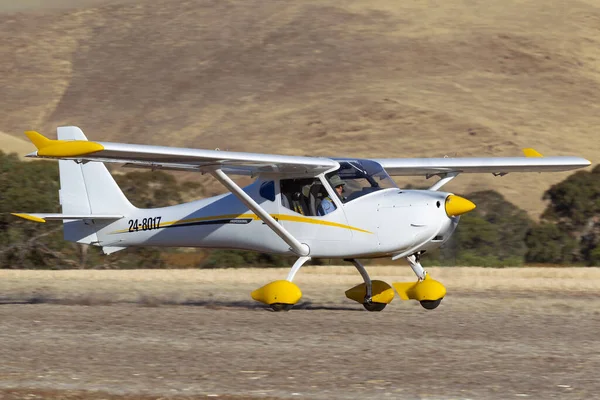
[392,253,446,310]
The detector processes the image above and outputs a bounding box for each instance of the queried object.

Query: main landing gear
[250,256,311,312]
[269,303,295,312]
[344,259,395,312]
[344,254,446,311]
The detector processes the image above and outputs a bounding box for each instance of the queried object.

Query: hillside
[1,0,598,216]
[0,131,35,159]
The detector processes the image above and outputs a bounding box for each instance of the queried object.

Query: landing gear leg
[406,252,427,281]
[345,258,372,300]
[269,256,312,311]
[405,252,443,310]
[345,258,388,312]
[286,256,312,282]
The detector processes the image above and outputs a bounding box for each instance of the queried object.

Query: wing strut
[428,172,459,191]
[211,169,310,256]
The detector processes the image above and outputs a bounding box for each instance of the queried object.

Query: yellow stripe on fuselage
[271,214,372,234]
[110,213,372,234]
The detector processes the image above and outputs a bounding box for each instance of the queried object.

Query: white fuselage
[93,178,458,259]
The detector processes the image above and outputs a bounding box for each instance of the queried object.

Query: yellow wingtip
[24,130,104,157]
[11,213,46,223]
[25,131,51,150]
[523,148,543,157]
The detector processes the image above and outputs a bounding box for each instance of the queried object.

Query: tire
[270,303,294,312]
[363,302,387,312]
[420,299,442,310]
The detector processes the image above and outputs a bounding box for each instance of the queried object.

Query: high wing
[25,126,337,176]
[25,126,590,177]
[373,154,590,176]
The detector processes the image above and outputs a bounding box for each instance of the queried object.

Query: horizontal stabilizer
[12,213,123,223]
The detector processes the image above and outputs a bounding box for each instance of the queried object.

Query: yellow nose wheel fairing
[395,253,446,309]
[393,275,447,310]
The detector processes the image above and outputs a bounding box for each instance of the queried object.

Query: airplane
[12,126,591,311]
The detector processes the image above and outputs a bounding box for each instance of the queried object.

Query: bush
[430,190,532,266]
[528,164,600,265]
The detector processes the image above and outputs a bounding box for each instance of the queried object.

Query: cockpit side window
[327,159,397,203]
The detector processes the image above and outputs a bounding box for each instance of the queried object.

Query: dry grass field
[0,0,598,216]
[1,267,600,399]
[2,266,600,305]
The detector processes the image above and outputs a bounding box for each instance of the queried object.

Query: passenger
[318,175,345,216]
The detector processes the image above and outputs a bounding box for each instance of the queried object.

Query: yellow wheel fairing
[393,275,447,302]
[251,280,302,306]
[345,280,395,305]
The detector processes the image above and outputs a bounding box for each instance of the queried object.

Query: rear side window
[259,181,275,201]
[280,177,326,216]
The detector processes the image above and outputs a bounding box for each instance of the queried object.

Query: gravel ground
[1,290,599,400]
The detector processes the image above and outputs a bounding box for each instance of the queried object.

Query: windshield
[327,159,397,203]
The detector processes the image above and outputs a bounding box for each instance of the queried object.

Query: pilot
[318,175,345,216]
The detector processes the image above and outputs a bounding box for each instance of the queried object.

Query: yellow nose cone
[445,195,476,217]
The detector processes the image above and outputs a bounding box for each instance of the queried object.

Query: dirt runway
[1,288,599,400]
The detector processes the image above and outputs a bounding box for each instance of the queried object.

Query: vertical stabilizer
[57,126,136,243]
